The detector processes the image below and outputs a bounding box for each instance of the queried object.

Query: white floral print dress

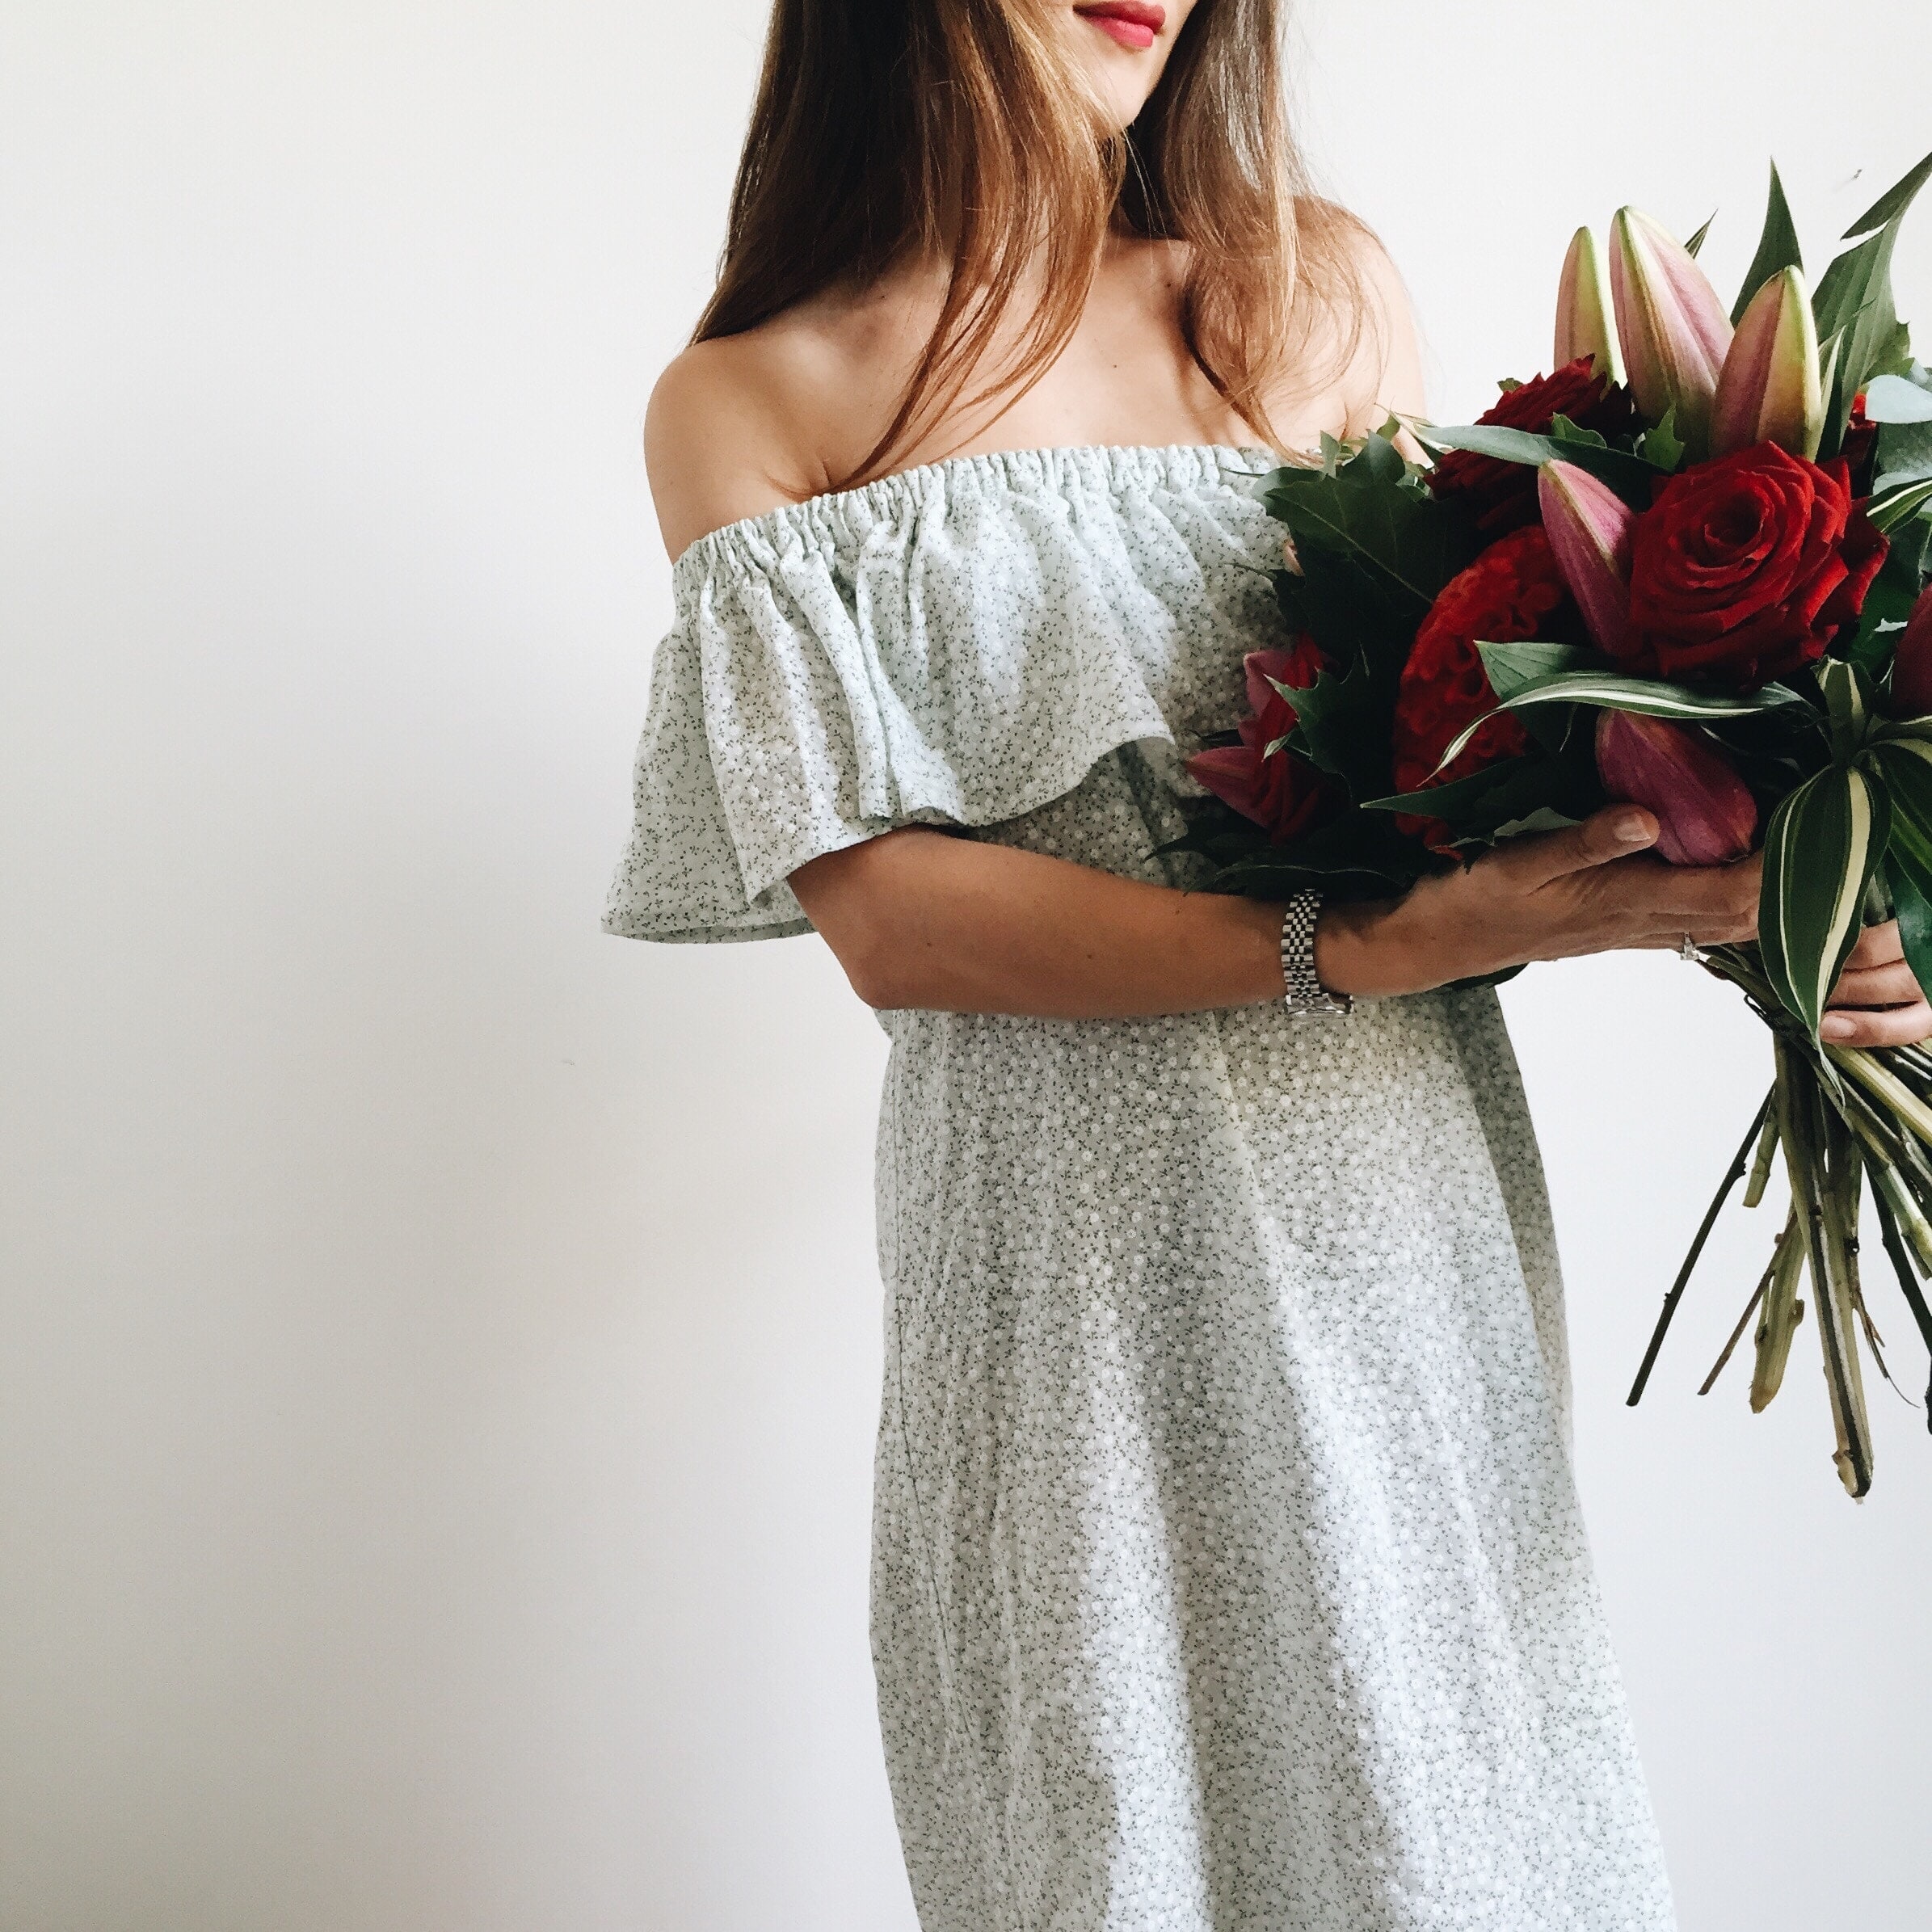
[604,444,1676,1932]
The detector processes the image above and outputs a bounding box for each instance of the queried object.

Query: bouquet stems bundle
[1171,153,1932,1493]
[1632,940,1932,1496]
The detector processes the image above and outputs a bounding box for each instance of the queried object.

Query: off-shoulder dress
[605,444,1675,1931]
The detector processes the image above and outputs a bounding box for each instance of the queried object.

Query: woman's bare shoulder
[1331,217,1428,433]
[645,297,902,562]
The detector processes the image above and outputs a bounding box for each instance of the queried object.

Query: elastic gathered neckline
[671,440,1279,587]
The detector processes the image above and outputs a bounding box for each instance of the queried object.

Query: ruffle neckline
[672,441,1277,583]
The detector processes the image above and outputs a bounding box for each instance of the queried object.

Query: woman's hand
[1316,806,1761,1000]
[1821,921,1932,1047]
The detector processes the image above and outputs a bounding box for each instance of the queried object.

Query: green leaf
[1476,639,1608,699]
[1262,434,1477,780]
[1548,413,1609,450]
[1887,850,1932,1012]
[1873,740,1932,1011]
[1872,411,1932,495]
[1863,373,1932,423]
[1732,160,1804,326]
[1875,320,1916,380]
[1359,751,1539,819]
[1433,671,1808,775]
[1838,564,1921,680]
[1411,423,1664,506]
[1193,808,1432,902]
[1635,408,1686,474]
[1867,737,1932,865]
[1483,806,1582,841]
[1843,149,1932,241]
[1813,147,1932,457]
[1686,211,1716,259]
[1261,433,1471,613]
[1816,657,1875,762]
[1360,748,1602,845]
[1283,657,1393,802]
[1759,764,1893,1032]
[1869,477,1932,534]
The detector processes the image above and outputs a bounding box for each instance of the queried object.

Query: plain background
[4,3,1931,1928]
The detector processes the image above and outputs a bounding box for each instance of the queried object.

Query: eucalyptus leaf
[1862,373,1932,423]
[1759,764,1893,1032]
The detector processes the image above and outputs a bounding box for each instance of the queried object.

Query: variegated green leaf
[1815,657,1875,761]
[1869,475,1932,532]
[1759,764,1893,1032]
[1475,639,1606,701]
[1871,712,1932,747]
[1867,735,1932,870]
[1432,672,1805,777]
[1886,848,1932,1012]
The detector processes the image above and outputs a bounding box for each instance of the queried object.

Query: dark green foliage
[1732,160,1804,325]
[1813,148,1932,457]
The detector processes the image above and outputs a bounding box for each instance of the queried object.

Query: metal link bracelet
[1279,888,1353,1017]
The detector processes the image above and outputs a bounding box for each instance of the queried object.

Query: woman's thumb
[1506,806,1659,883]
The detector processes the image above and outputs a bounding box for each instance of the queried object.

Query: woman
[608,3,1927,1926]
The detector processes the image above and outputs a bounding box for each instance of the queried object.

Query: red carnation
[1427,357,1640,535]
[1187,636,1339,843]
[1623,444,1888,688]
[1842,391,1879,481]
[1391,524,1566,842]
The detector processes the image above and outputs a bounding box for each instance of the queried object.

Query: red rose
[1391,525,1563,841]
[1623,443,1888,688]
[1426,358,1640,535]
[1186,636,1339,843]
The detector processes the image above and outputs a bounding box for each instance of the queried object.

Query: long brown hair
[693,0,1370,484]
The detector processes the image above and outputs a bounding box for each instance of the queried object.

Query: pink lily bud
[1711,267,1825,460]
[1555,226,1625,386]
[1610,207,1734,458]
[1892,588,1932,718]
[1538,460,1636,659]
[1595,710,1757,866]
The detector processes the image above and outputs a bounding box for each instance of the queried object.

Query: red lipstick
[1074,2,1166,53]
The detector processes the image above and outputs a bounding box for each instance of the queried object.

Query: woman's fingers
[1830,962,1924,1009]
[1635,856,1762,941]
[1820,1000,1932,1047]
[1841,919,1904,973]
[1503,806,1658,884]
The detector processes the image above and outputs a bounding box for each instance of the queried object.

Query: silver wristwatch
[1279,888,1353,1017]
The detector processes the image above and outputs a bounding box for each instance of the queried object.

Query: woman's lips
[1074,2,1166,52]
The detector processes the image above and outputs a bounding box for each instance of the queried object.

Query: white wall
[2,5,1929,1929]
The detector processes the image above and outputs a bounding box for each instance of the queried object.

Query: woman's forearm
[789,828,1304,1019]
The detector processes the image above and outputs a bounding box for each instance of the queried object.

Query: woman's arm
[788,809,1762,1020]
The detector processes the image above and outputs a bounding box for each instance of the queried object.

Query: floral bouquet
[1174,154,1932,1496]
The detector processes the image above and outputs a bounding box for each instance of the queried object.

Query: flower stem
[1627,1088,1773,1407]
